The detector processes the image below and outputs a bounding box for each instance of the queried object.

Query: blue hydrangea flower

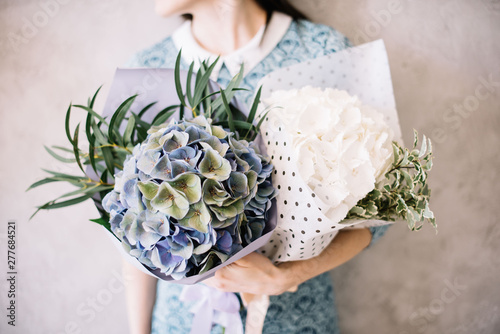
[103,115,277,279]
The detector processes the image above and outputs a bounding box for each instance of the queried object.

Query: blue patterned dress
[126,16,390,334]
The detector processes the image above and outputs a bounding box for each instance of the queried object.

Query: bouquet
[29,54,278,284]
[248,40,436,266]
[258,86,434,262]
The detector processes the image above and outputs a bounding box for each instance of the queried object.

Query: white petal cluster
[264,86,394,222]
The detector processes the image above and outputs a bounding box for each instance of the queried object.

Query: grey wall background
[0,0,499,333]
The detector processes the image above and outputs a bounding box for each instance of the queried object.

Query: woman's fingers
[199,252,289,294]
[201,276,218,288]
[232,252,264,267]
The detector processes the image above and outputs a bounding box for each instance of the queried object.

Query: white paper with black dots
[255,40,404,262]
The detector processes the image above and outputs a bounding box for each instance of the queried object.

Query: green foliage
[345,130,436,231]
[172,53,265,141]
[28,51,265,227]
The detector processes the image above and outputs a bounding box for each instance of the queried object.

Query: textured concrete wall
[0,1,499,333]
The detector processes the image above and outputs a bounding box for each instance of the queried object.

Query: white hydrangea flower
[264,86,394,223]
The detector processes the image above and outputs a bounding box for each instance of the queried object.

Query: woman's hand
[203,252,298,296]
[203,229,373,296]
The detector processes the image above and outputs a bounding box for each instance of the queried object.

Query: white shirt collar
[172,12,293,80]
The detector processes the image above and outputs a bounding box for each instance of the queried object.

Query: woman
[124,1,391,333]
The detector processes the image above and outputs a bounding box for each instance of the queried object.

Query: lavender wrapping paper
[103,204,276,283]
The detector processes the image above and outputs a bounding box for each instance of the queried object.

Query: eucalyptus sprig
[345,130,436,231]
[28,51,266,224]
[27,87,172,224]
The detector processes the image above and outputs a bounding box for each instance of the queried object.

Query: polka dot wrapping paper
[255,40,404,262]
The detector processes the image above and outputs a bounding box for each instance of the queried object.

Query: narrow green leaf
[209,64,244,111]
[193,56,220,107]
[179,104,185,120]
[211,88,249,120]
[89,85,102,109]
[108,95,137,144]
[220,89,235,133]
[72,123,85,174]
[42,169,85,180]
[247,86,262,125]
[194,67,203,99]
[98,170,110,204]
[100,169,108,184]
[73,104,108,125]
[28,176,86,192]
[243,88,264,140]
[85,112,99,175]
[138,101,157,118]
[51,145,74,153]
[91,120,108,145]
[90,217,112,233]
[135,123,148,143]
[54,187,92,200]
[174,51,186,106]
[85,112,94,145]
[40,194,92,210]
[101,146,116,178]
[30,194,92,220]
[186,62,195,108]
[44,145,76,163]
[29,207,43,220]
[130,112,151,129]
[59,184,114,199]
[89,134,98,176]
[123,115,136,146]
[202,82,211,117]
[65,103,74,145]
[152,110,177,126]
[27,177,67,191]
[152,105,179,125]
[199,90,246,109]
